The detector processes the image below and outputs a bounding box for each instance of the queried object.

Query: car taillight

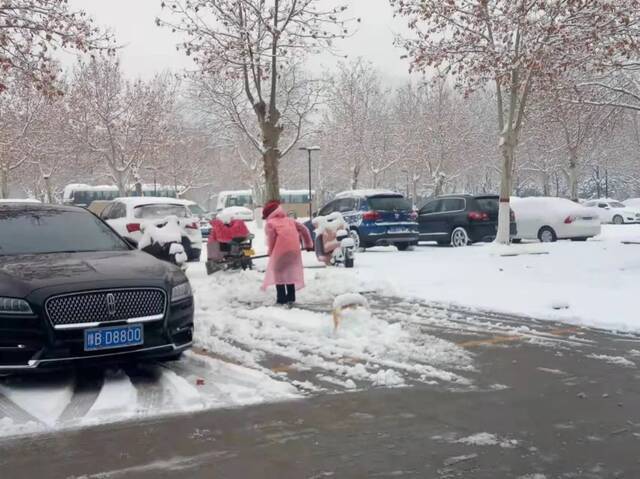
[362,211,381,221]
[410,210,418,221]
[126,223,141,233]
[564,215,575,224]
[468,211,489,221]
[185,222,199,229]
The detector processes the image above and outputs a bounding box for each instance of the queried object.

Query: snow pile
[138,215,183,249]
[512,196,595,219]
[217,206,254,223]
[455,432,519,448]
[189,261,474,390]
[333,293,369,310]
[313,212,347,235]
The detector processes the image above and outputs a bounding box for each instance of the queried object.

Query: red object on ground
[208,218,250,244]
[196,378,205,386]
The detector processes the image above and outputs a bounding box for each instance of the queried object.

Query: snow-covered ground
[2,222,639,440]
[351,224,640,333]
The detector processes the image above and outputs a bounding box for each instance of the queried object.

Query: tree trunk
[542,171,550,196]
[44,176,53,203]
[261,116,282,203]
[114,172,127,197]
[351,165,359,190]
[568,149,578,201]
[263,148,280,203]
[0,168,8,199]
[496,131,515,245]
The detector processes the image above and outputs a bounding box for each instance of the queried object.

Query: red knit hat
[262,200,280,219]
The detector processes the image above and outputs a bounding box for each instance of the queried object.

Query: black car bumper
[468,222,518,243]
[0,297,194,373]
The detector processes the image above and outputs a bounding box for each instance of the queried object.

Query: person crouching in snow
[262,200,314,305]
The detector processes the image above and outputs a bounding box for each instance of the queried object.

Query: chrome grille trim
[45,288,167,330]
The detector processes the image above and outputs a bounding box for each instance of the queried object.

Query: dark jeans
[276,284,296,304]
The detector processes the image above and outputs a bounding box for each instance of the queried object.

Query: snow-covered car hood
[0,250,184,298]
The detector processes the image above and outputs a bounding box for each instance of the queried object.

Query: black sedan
[0,204,194,373]
[417,195,517,246]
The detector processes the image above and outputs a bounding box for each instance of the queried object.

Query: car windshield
[133,204,190,219]
[0,208,129,256]
[189,204,206,216]
[475,197,499,212]
[367,196,411,211]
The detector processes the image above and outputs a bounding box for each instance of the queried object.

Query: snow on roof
[0,198,41,204]
[335,189,400,199]
[114,196,186,206]
[218,190,253,196]
[511,196,592,215]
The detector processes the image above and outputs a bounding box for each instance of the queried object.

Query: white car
[511,197,601,242]
[583,199,640,224]
[101,197,202,261]
[623,198,640,209]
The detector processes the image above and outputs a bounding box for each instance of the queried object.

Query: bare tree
[0,0,112,95]
[69,58,178,196]
[0,74,47,197]
[159,0,354,202]
[391,0,640,243]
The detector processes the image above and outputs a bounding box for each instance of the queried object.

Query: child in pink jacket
[261,200,314,305]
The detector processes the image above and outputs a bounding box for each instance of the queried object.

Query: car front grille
[46,289,166,329]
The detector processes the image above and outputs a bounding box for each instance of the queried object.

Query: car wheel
[396,243,410,251]
[450,227,469,247]
[613,215,624,225]
[538,226,557,243]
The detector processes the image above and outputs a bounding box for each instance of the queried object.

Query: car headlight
[0,297,33,315]
[171,282,192,303]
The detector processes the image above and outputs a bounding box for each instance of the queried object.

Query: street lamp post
[299,146,320,219]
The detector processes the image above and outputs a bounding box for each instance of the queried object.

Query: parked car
[583,199,640,224]
[87,200,113,217]
[417,195,516,247]
[623,198,640,209]
[0,203,193,373]
[310,190,419,250]
[511,197,601,242]
[177,199,211,239]
[100,197,202,262]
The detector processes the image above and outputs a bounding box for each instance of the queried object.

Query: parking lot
[3,294,640,478]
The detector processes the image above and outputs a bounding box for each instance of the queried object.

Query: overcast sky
[68,0,413,83]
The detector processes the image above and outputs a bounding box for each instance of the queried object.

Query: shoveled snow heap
[189,258,475,391]
[333,293,369,310]
[138,215,183,249]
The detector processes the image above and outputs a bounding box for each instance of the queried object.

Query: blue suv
[312,191,419,250]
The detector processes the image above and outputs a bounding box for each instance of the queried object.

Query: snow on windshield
[134,204,190,219]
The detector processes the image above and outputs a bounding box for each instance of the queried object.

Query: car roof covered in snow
[0,198,41,204]
[114,196,188,206]
[335,189,401,199]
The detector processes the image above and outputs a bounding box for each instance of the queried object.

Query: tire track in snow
[0,391,41,426]
[57,370,104,424]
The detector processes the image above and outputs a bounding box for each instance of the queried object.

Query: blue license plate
[84,324,144,351]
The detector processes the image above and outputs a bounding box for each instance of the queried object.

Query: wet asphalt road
[3,301,640,478]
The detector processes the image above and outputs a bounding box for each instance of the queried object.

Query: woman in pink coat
[261,200,314,305]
